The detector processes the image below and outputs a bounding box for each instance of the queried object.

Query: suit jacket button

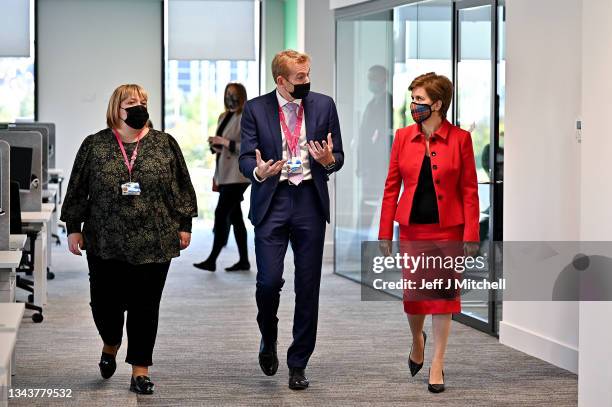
[435,179,440,184]
[431,151,436,157]
[432,165,438,170]
[438,195,443,200]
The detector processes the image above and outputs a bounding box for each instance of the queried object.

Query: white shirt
[253,90,312,182]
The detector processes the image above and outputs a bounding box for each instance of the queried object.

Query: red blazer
[378,119,480,242]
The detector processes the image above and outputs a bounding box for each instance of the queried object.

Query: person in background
[378,72,479,394]
[61,84,197,395]
[355,65,392,234]
[194,83,251,272]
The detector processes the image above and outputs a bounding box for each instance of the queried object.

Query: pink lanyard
[278,103,304,157]
[112,128,146,180]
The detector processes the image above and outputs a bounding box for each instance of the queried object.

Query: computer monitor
[10,146,33,191]
[3,123,50,187]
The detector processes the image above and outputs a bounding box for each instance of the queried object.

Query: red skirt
[399,223,464,315]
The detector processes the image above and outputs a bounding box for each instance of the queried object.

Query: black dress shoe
[225,261,250,271]
[408,331,427,377]
[193,260,216,272]
[99,352,117,379]
[288,368,309,390]
[258,340,278,376]
[428,368,445,393]
[130,375,155,395]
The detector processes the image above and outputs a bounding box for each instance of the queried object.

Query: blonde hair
[271,50,310,84]
[106,84,148,129]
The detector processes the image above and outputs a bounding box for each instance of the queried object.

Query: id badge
[286,158,303,174]
[121,182,141,196]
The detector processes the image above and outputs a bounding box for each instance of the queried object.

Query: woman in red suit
[378,72,480,393]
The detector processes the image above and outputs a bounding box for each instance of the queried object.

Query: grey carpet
[9,222,577,406]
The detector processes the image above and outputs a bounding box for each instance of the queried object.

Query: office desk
[48,168,63,177]
[0,303,25,332]
[0,303,25,396]
[9,235,27,252]
[20,211,52,307]
[0,330,18,398]
[0,251,22,304]
[48,168,64,203]
[41,203,56,270]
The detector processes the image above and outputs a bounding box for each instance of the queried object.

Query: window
[164,0,260,223]
[0,0,35,122]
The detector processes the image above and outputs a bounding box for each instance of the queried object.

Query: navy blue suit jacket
[239,90,344,226]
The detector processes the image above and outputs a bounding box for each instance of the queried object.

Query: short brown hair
[271,50,310,84]
[106,84,148,129]
[409,73,453,118]
[224,82,248,113]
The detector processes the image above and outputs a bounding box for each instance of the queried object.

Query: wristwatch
[323,160,336,171]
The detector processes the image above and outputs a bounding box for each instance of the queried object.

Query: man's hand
[308,133,335,167]
[179,232,191,250]
[255,149,286,180]
[68,233,84,256]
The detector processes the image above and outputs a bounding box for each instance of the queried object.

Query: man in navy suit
[239,50,344,390]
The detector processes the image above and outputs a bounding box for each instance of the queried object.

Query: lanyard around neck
[112,127,147,180]
[278,103,304,157]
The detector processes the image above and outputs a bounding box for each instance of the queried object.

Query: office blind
[168,0,257,61]
[0,0,30,57]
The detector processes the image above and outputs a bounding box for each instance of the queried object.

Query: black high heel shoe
[428,368,445,393]
[408,331,427,376]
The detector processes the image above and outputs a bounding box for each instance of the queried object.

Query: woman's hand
[379,240,392,257]
[68,233,84,256]
[179,231,191,250]
[463,241,480,257]
[208,136,229,147]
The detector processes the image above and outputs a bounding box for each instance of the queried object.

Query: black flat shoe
[193,260,216,272]
[130,375,155,395]
[408,331,427,377]
[225,261,250,271]
[258,340,278,376]
[99,352,117,379]
[428,368,445,393]
[288,368,309,390]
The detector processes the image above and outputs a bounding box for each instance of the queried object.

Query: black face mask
[287,80,310,100]
[122,105,149,130]
[225,94,240,110]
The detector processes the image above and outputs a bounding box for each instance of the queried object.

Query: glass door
[452,0,502,335]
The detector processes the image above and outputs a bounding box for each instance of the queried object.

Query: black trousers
[208,183,249,263]
[87,255,170,367]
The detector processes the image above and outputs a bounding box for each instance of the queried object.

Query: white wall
[579,0,612,404]
[38,0,162,188]
[501,0,581,373]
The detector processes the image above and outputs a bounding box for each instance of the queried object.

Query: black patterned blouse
[60,128,198,264]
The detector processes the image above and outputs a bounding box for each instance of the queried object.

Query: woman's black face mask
[122,105,149,130]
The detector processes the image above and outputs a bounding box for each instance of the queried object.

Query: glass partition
[335,10,393,281]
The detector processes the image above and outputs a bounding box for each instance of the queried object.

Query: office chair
[10,180,44,323]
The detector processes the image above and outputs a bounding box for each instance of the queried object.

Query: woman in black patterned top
[60,84,197,395]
